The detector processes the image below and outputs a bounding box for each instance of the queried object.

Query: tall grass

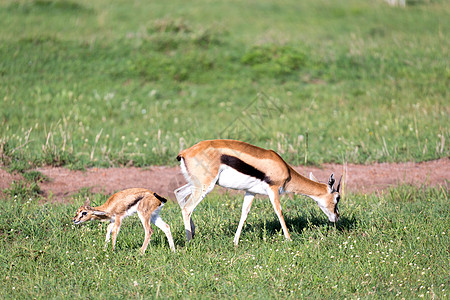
[0,186,448,298]
[0,0,448,170]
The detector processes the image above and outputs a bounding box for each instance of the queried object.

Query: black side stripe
[153,192,167,203]
[220,154,272,184]
[127,195,144,210]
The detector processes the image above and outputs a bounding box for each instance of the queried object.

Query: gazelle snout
[314,194,340,223]
[326,200,340,223]
[318,205,339,223]
[73,217,83,224]
[328,212,339,223]
[73,208,90,224]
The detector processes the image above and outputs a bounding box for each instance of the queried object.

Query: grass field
[0,186,448,298]
[0,0,449,298]
[0,0,448,169]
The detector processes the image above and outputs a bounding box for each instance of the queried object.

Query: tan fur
[73,188,175,252]
[176,139,341,245]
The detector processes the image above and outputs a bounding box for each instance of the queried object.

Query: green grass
[0,0,449,170]
[0,1,448,297]
[0,186,448,298]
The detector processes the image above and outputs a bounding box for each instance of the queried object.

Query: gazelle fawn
[73,188,175,252]
[175,139,341,245]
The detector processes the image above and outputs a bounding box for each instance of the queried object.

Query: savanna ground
[0,0,449,298]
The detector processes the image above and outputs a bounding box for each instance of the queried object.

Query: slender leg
[104,222,114,249]
[182,179,216,243]
[182,208,193,242]
[111,217,122,250]
[153,215,176,252]
[138,212,153,254]
[267,187,291,241]
[233,192,255,246]
[190,218,196,238]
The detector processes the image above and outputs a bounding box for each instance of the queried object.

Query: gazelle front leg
[233,192,255,246]
[111,217,123,251]
[104,222,114,249]
[268,187,291,241]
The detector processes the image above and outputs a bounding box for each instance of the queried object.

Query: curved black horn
[336,175,342,193]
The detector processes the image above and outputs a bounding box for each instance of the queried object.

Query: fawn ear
[84,197,90,207]
[92,210,107,216]
[309,172,319,182]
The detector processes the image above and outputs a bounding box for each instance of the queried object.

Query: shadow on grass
[238,214,358,241]
[170,210,359,248]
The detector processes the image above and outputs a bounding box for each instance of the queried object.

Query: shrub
[241,44,307,77]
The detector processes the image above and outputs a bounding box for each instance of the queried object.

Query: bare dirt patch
[1,158,448,203]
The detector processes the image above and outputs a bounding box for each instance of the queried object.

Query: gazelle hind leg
[138,212,153,254]
[152,212,176,252]
[176,183,196,239]
[267,187,291,241]
[182,177,217,242]
[190,218,195,238]
[233,192,255,246]
[174,183,192,207]
[181,186,203,242]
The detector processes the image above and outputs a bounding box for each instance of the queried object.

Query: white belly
[125,205,138,217]
[217,165,269,195]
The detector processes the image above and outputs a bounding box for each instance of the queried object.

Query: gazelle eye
[82,211,87,216]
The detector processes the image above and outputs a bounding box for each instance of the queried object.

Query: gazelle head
[73,198,108,224]
[310,173,341,223]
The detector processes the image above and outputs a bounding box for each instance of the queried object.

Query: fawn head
[73,198,108,224]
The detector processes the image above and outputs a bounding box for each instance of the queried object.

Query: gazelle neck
[285,166,328,197]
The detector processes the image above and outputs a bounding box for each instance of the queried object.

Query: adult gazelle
[174,139,341,245]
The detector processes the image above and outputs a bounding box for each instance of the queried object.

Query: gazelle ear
[92,210,107,216]
[84,197,90,207]
[309,172,319,182]
[327,173,335,192]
